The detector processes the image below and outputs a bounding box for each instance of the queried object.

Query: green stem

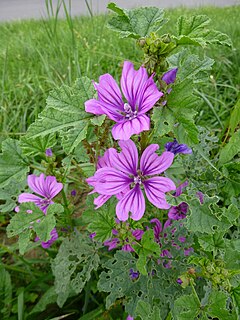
[190,279,201,306]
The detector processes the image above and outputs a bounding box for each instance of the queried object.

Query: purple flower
[104,238,119,250]
[132,229,144,241]
[129,268,139,280]
[165,139,192,155]
[71,189,77,196]
[168,202,188,220]
[122,244,134,252]
[85,61,163,140]
[126,316,134,320]
[162,68,178,85]
[89,232,96,239]
[35,228,58,249]
[177,278,183,285]
[196,191,204,204]
[18,174,63,214]
[87,140,176,221]
[45,148,53,157]
[184,247,194,256]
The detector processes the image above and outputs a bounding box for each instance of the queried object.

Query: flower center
[37,198,52,209]
[124,103,138,120]
[134,175,142,185]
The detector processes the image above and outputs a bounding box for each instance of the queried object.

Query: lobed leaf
[0,139,29,189]
[107,3,166,38]
[52,232,100,307]
[25,77,94,154]
[219,129,240,165]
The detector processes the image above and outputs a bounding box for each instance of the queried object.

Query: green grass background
[0,5,239,143]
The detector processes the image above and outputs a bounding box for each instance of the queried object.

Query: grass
[0,4,239,143]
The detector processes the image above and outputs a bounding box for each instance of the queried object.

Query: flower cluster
[18,173,63,249]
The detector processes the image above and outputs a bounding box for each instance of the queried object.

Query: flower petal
[93,167,132,195]
[96,74,124,109]
[121,61,149,109]
[28,174,47,197]
[116,185,145,221]
[94,194,111,209]
[110,140,138,175]
[18,193,42,204]
[111,114,150,140]
[44,176,63,199]
[140,148,174,176]
[143,177,176,209]
[85,98,106,115]
[138,75,163,113]
[97,148,116,169]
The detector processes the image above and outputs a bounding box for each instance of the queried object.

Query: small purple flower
[165,139,192,155]
[126,316,134,320]
[89,232,96,239]
[104,238,119,250]
[122,244,134,252]
[196,191,204,204]
[177,278,183,285]
[112,229,119,236]
[162,68,178,85]
[132,229,144,241]
[71,189,77,196]
[168,202,188,220]
[18,174,63,214]
[45,148,53,157]
[87,140,176,221]
[85,61,163,140]
[129,268,139,280]
[184,247,194,256]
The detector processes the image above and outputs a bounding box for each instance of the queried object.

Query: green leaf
[206,290,237,320]
[52,232,100,307]
[0,264,12,319]
[136,300,162,320]
[83,196,116,242]
[219,129,240,165]
[90,115,106,126]
[18,231,31,255]
[174,113,199,145]
[107,3,166,39]
[198,232,225,252]
[175,15,232,48]
[152,107,175,137]
[224,240,240,270]
[229,99,240,136]
[0,139,29,189]
[0,181,26,213]
[7,203,61,246]
[173,294,200,319]
[20,134,56,156]
[168,50,214,82]
[231,286,240,315]
[186,196,231,234]
[25,77,94,154]
[29,287,57,315]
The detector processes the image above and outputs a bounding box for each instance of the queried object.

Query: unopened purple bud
[45,148,53,157]
[196,191,204,204]
[177,278,183,285]
[132,229,144,240]
[89,232,96,239]
[15,206,20,212]
[104,238,119,250]
[122,244,134,252]
[126,316,134,320]
[162,68,178,85]
[129,268,139,280]
[71,190,77,196]
[178,236,186,243]
[112,229,118,236]
[165,139,192,155]
[184,247,194,256]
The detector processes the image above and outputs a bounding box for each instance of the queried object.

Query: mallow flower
[18,174,63,248]
[86,139,176,221]
[85,61,163,140]
[165,139,192,155]
[18,173,63,213]
[162,68,178,85]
